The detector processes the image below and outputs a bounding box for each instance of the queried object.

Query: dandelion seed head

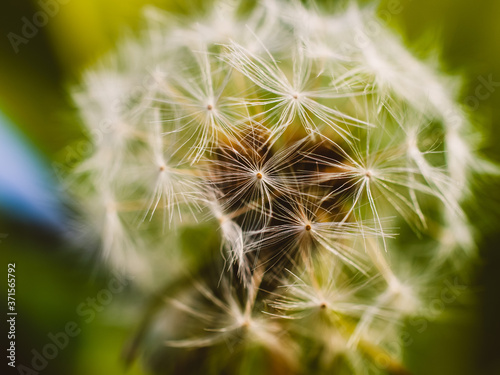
[67,0,490,373]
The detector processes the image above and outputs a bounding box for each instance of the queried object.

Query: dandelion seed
[223,42,372,142]
[207,130,310,226]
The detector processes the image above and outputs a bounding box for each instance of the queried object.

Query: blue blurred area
[0,112,65,232]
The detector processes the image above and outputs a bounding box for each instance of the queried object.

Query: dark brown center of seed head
[159,165,166,172]
[305,224,312,231]
[256,172,263,180]
[320,302,327,310]
[207,104,213,110]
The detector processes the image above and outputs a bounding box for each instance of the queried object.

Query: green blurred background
[1,0,499,374]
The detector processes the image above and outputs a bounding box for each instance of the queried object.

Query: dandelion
[68,1,490,374]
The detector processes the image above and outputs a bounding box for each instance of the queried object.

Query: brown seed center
[305,224,312,231]
[256,172,263,180]
[207,104,213,110]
